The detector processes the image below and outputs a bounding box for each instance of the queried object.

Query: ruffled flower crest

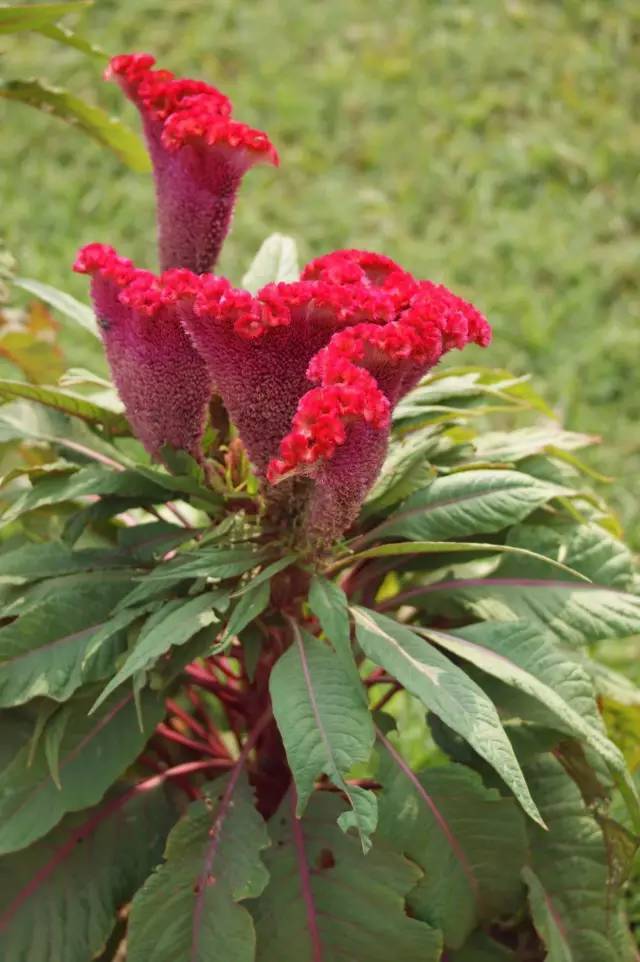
[76,240,490,543]
[75,57,491,544]
[106,53,278,273]
[73,244,212,463]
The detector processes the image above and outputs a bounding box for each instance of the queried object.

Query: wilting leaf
[0,299,65,382]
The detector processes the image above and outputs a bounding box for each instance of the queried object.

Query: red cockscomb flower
[106,53,278,274]
[73,244,212,463]
[174,249,489,541]
[75,244,489,542]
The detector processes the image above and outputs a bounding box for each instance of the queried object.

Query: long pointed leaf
[352,606,543,825]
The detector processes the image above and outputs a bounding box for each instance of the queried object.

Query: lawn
[1,0,639,541]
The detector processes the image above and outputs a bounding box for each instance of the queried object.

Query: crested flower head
[73,243,212,463]
[173,250,490,541]
[73,66,491,545]
[106,53,278,274]
[75,243,489,542]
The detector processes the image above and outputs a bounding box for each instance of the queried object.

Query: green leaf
[0,379,128,433]
[91,590,229,711]
[376,741,527,948]
[14,276,98,337]
[37,22,106,58]
[308,574,363,695]
[142,546,272,583]
[270,622,377,850]
[127,772,269,962]
[0,80,150,172]
[337,539,590,581]
[501,521,634,589]
[0,1,90,33]
[351,607,543,826]
[0,580,139,706]
[363,430,440,515]
[251,790,442,962]
[412,576,640,647]
[233,555,296,595]
[0,400,128,464]
[0,690,163,854]
[0,540,130,585]
[523,867,573,962]
[472,424,597,464]
[221,579,271,647]
[2,463,170,526]
[449,931,517,960]
[0,784,175,962]
[421,621,625,774]
[393,368,555,426]
[523,755,629,962]
[364,469,565,544]
[241,233,299,292]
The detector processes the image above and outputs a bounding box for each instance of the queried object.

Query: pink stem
[289,785,323,961]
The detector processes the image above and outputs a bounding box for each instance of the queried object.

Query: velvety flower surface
[73,244,212,462]
[106,53,278,273]
[76,244,490,543]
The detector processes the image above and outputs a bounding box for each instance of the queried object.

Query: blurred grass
[1,0,639,541]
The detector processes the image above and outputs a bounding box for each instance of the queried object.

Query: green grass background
[1,0,638,541]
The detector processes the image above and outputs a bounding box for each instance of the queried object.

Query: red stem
[184,687,233,760]
[210,654,241,683]
[165,698,211,742]
[156,722,218,758]
[184,664,242,703]
[370,683,402,713]
[289,785,323,962]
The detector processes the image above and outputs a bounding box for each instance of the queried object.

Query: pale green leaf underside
[241,233,299,292]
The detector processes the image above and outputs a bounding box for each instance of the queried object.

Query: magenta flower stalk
[106,53,278,273]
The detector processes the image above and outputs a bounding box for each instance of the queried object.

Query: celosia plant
[1,48,640,962]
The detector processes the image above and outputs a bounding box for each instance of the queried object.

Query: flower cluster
[106,53,278,273]
[75,55,491,544]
